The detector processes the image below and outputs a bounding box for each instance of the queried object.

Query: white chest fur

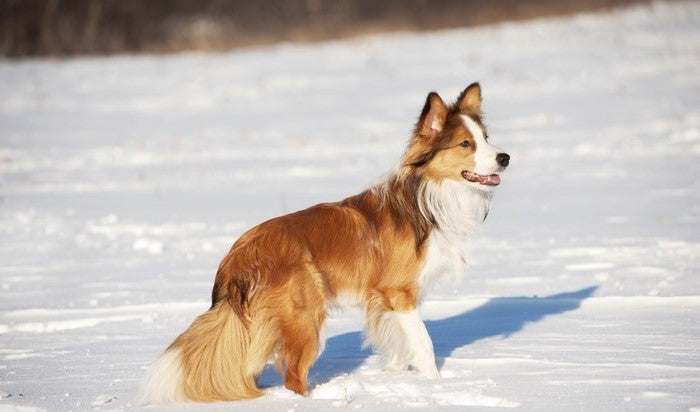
[417,179,493,289]
[419,179,492,236]
[418,230,465,289]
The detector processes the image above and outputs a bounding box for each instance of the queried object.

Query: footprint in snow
[91,395,116,406]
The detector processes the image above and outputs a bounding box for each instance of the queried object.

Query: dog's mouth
[462,170,501,186]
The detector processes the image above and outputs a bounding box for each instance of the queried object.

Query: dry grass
[1,0,658,58]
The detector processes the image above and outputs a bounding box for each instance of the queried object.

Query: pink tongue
[479,174,501,185]
[462,171,501,186]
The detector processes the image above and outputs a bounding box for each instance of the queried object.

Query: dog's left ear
[456,82,482,114]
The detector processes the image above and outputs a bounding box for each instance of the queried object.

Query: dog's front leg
[366,307,440,378]
[393,310,440,378]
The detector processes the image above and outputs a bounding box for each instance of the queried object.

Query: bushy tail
[140,301,264,404]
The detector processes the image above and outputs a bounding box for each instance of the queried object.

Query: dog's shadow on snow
[258,285,597,387]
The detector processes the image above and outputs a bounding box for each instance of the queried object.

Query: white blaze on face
[461,115,503,175]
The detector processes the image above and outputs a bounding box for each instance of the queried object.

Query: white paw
[412,362,440,379]
[383,360,406,372]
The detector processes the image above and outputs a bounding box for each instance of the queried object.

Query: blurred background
[2,0,656,57]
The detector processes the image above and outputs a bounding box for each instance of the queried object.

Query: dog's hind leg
[276,262,327,396]
[279,306,325,396]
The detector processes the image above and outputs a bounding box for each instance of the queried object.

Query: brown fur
[147,83,488,403]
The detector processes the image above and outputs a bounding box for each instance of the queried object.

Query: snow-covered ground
[1,2,700,410]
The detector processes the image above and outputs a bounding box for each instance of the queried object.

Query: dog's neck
[375,170,492,247]
[418,178,492,238]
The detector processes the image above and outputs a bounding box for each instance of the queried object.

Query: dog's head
[403,83,509,191]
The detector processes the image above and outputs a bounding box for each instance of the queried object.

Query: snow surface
[1,2,700,410]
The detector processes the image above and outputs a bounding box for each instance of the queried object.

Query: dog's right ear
[416,92,448,139]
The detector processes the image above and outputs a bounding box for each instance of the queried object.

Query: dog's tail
[140,299,266,404]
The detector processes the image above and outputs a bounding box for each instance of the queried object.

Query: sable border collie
[141,83,510,404]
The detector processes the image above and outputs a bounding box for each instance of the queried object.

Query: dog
[141,83,510,404]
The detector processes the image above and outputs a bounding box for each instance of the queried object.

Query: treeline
[1,0,651,57]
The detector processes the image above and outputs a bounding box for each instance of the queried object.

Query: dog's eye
[459,140,470,148]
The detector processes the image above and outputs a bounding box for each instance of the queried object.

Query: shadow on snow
[258,285,598,387]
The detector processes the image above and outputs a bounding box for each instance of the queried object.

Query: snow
[1,1,700,410]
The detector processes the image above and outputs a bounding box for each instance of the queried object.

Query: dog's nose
[496,153,510,168]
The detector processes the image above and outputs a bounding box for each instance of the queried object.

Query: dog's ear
[404,92,448,168]
[416,92,448,138]
[456,82,482,114]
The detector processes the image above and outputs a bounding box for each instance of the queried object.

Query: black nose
[496,153,510,168]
